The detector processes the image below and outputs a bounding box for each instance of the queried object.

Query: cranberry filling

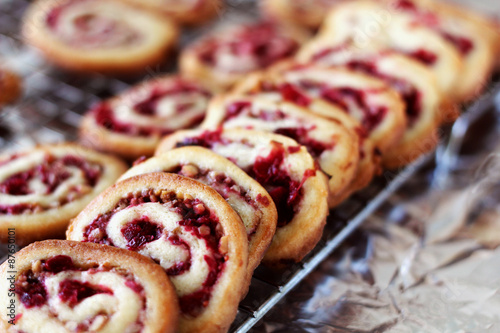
[0,154,102,215]
[121,216,163,251]
[197,22,299,71]
[319,86,387,131]
[441,32,474,55]
[166,235,191,275]
[346,60,422,124]
[83,192,225,317]
[225,101,252,120]
[15,272,47,308]
[279,83,312,107]
[175,132,314,227]
[59,280,113,307]
[395,0,474,56]
[247,142,316,227]
[93,83,209,137]
[43,255,76,273]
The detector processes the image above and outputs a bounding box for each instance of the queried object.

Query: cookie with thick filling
[296,47,452,168]
[200,93,360,201]
[180,21,310,90]
[0,240,179,333]
[0,144,127,245]
[310,0,463,98]
[80,75,212,159]
[119,146,277,283]
[231,68,395,206]
[121,0,222,26]
[67,173,248,333]
[156,129,329,266]
[0,67,21,107]
[22,0,178,74]
[379,0,498,102]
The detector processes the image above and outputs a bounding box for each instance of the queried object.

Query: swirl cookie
[309,0,463,97]
[121,0,222,26]
[200,94,360,200]
[80,75,212,159]
[260,0,341,29]
[119,146,278,282]
[0,240,179,333]
[180,21,309,90]
[296,48,450,167]
[0,144,127,245]
[231,69,390,206]
[381,0,498,102]
[67,173,248,333]
[0,67,21,107]
[157,129,329,266]
[22,0,178,74]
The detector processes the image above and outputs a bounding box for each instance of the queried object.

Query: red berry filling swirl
[81,190,225,317]
[92,80,211,137]
[45,0,140,49]
[310,49,422,125]
[222,101,333,158]
[175,130,316,227]
[172,164,270,237]
[14,255,147,331]
[395,0,474,56]
[195,22,299,73]
[0,154,102,215]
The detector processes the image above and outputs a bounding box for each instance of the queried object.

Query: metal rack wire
[0,1,499,332]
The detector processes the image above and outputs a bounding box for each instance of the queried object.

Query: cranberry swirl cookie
[382,0,498,102]
[200,94,360,200]
[67,173,248,333]
[80,76,212,159]
[180,21,310,90]
[260,0,341,29]
[231,70,390,206]
[312,0,463,97]
[22,0,178,74]
[0,144,127,245]
[296,48,450,167]
[119,146,278,282]
[121,0,222,26]
[0,67,21,107]
[156,129,329,266]
[0,240,179,333]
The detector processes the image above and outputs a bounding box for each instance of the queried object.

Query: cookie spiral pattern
[309,0,463,96]
[200,93,360,199]
[157,129,329,266]
[22,0,178,73]
[67,173,248,333]
[0,240,179,333]
[120,146,277,281]
[180,21,309,90]
[80,76,212,159]
[0,144,127,245]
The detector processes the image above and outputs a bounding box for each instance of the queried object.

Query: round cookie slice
[200,93,360,200]
[0,143,127,245]
[119,146,278,283]
[22,0,178,74]
[157,128,329,266]
[0,240,179,333]
[67,173,248,333]
[180,21,309,90]
[80,75,213,159]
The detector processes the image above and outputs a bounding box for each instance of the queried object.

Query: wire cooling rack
[0,0,499,332]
